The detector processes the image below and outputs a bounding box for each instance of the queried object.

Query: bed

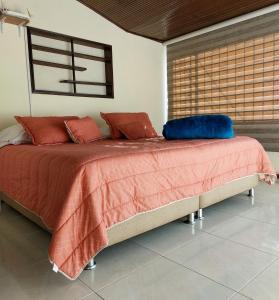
[0,136,275,280]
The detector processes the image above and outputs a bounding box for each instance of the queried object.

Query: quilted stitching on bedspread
[0,136,275,279]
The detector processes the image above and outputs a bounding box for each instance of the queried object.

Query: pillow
[0,124,32,148]
[65,117,102,144]
[15,116,78,145]
[118,122,157,140]
[162,114,234,140]
[100,112,157,139]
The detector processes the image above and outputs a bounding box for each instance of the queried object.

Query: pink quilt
[0,136,275,279]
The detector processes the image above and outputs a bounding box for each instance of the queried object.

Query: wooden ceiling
[77,0,279,42]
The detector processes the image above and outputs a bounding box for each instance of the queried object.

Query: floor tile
[80,292,103,300]
[211,216,279,256]
[199,183,279,230]
[0,204,41,237]
[132,220,201,254]
[0,259,92,300]
[201,183,278,222]
[0,225,50,279]
[239,203,279,225]
[196,206,240,233]
[99,256,234,300]
[254,183,279,206]
[165,233,276,291]
[240,259,279,300]
[79,240,159,291]
[230,292,252,299]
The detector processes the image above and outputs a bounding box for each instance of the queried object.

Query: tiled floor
[0,182,278,300]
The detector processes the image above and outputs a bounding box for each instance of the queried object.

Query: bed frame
[0,174,259,270]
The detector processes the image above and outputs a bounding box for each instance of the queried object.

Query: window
[167,11,279,151]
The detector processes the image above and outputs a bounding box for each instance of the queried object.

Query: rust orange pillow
[100,112,157,139]
[15,116,78,145]
[118,122,157,140]
[65,117,102,144]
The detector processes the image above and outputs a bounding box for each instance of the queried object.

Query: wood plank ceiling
[77,0,279,42]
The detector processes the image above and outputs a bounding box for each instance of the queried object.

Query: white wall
[0,0,164,132]
[0,24,31,129]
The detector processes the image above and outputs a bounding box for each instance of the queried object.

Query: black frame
[27,27,114,98]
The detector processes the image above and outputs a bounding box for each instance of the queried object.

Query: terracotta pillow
[65,117,102,144]
[100,112,157,139]
[15,116,78,145]
[118,122,157,140]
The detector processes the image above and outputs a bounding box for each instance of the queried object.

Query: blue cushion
[162,115,234,140]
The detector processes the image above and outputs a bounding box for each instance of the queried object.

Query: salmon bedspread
[0,136,276,279]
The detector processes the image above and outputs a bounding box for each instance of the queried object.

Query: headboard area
[0,0,164,134]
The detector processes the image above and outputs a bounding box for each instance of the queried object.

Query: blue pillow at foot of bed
[162,114,234,140]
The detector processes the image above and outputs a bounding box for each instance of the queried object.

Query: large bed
[0,136,275,280]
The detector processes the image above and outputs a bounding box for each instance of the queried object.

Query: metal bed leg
[195,208,205,220]
[248,188,255,198]
[0,199,2,213]
[198,208,204,220]
[248,188,255,205]
[186,212,195,225]
[84,258,96,270]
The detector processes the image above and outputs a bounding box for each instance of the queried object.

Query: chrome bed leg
[186,212,195,225]
[248,188,255,205]
[84,258,96,270]
[198,208,204,220]
[248,188,255,198]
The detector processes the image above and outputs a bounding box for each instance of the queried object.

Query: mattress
[0,136,275,279]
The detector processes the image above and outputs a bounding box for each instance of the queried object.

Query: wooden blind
[167,11,279,152]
